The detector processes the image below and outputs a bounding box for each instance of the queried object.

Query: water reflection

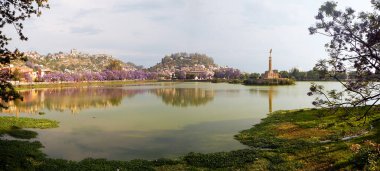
[151,88,215,107]
[249,87,277,113]
[38,118,255,160]
[0,82,329,161]
[1,88,144,115]
[1,86,217,115]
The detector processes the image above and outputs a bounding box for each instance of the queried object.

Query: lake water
[0,82,342,160]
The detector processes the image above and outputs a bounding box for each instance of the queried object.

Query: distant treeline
[278,68,347,81]
[242,68,348,81]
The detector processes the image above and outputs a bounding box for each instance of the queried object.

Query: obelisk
[269,49,272,71]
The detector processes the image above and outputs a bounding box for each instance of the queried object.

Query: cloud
[8,0,375,72]
[114,0,184,13]
[70,26,102,35]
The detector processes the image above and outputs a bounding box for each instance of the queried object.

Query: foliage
[0,0,48,109]
[236,106,380,170]
[278,68,346,81]
[7,127,38,139]
[228,79,244,84]
[350,140,380,170]
[244,78,295,85]
[11,69,22,81]
[106,60,123,71]
[174,70,186,79]
[0,140,46,170]
[25,51,138,73]
[0,70,22,108]
[0,117,58,138]
[213,68,241,79]
[183,149,258,169]
[308,1,380,121]
[210,78,227,83]
[41,70,158,82]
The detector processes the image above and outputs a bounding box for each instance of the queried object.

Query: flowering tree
[0,0,48,108]
[23,73,33,82]
[175,70,187,80]
[214,68,241,79]
[41,70,157,82]
[308,1,380,122]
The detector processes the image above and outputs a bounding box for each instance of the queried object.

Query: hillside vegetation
[24,51,137,72]
[149,52,216,71]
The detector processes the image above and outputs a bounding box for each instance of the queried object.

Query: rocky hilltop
[149,52,217,71]
[23,49,138,72]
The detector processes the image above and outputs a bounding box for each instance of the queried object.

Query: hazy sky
[6,0,373,72]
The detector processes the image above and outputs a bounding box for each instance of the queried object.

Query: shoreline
[14,80,158,90]
[13,80,343,91]
[0,106,378,170]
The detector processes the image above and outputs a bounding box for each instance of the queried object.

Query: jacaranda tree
[0,0,49,108]
[308,1,380,122]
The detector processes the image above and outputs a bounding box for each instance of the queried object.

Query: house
[38,68,53,78]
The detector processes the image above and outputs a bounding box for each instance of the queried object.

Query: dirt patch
[276,122,298,131]
[275,123,331,139]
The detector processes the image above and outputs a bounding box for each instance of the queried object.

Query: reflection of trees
[151,88,215,107]
[1,86,216,114]
[2,88,146,115]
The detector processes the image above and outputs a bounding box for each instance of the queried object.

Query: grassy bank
[1,106,379,170]
[236,107,380,170]
[14,80,158,90]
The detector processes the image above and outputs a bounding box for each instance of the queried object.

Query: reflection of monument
[151,88,215,107]
[249,87,275,113]
[268,87,273,113]
[262,49,280,79]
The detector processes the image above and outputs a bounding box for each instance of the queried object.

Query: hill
[149,52,216,71]
[23,50,137,72]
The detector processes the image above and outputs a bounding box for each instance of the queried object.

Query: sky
[6,0,373,72]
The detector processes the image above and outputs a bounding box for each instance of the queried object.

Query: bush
[244,78,295,85]
[183,149,258,168]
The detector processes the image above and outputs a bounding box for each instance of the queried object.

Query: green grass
[7,127,38,139]
[183,149,259,169]
[235,107,380,170]
[1,106,380,170]
[0,117,58,139]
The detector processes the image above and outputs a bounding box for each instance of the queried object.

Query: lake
[0,82,342,160]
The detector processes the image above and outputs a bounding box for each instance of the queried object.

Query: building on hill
[70,49,78,55]
[1,65,36,82]
[37,68,53,79]
[262,49,280,79]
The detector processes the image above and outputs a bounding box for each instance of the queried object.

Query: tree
[106,60,123,71]
[0,0,48,108]
[175,70,186,80]
[279,71,289,78]
[308,1,380,122]
[12,69,23,81]
[289,67,301,80]
[249,73,261,79]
